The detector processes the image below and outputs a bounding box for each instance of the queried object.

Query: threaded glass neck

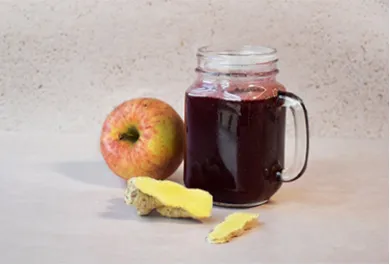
[196,45,278,77]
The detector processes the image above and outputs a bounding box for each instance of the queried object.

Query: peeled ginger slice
[207,212,259,244]
[124,176,213,220]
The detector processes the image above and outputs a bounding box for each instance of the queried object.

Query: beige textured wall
[0,0,388,138]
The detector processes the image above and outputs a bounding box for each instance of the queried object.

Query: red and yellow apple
[100,98,185,180]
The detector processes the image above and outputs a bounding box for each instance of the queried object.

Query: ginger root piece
[207,212,259,244]
[124,176,213,220]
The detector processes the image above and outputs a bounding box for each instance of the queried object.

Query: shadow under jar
[184,45,309,207]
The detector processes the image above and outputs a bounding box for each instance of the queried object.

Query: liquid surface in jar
[184,83,286,205]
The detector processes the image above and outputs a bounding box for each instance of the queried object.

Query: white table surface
[0,133,388,263]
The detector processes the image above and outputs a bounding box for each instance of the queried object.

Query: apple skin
[100,98,185,180]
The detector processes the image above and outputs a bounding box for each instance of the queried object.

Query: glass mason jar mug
[184,45,309,207]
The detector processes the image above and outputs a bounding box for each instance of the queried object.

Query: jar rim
[197,45,278,65]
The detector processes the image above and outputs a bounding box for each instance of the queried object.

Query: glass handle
[277,91,310,182]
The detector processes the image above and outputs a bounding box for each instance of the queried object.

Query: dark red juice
[184,94,286,205]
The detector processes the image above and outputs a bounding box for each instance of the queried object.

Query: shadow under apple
[53,160,184,189]
[52,160,126,189]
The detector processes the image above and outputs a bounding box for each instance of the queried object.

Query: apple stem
[118,126,140,143]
